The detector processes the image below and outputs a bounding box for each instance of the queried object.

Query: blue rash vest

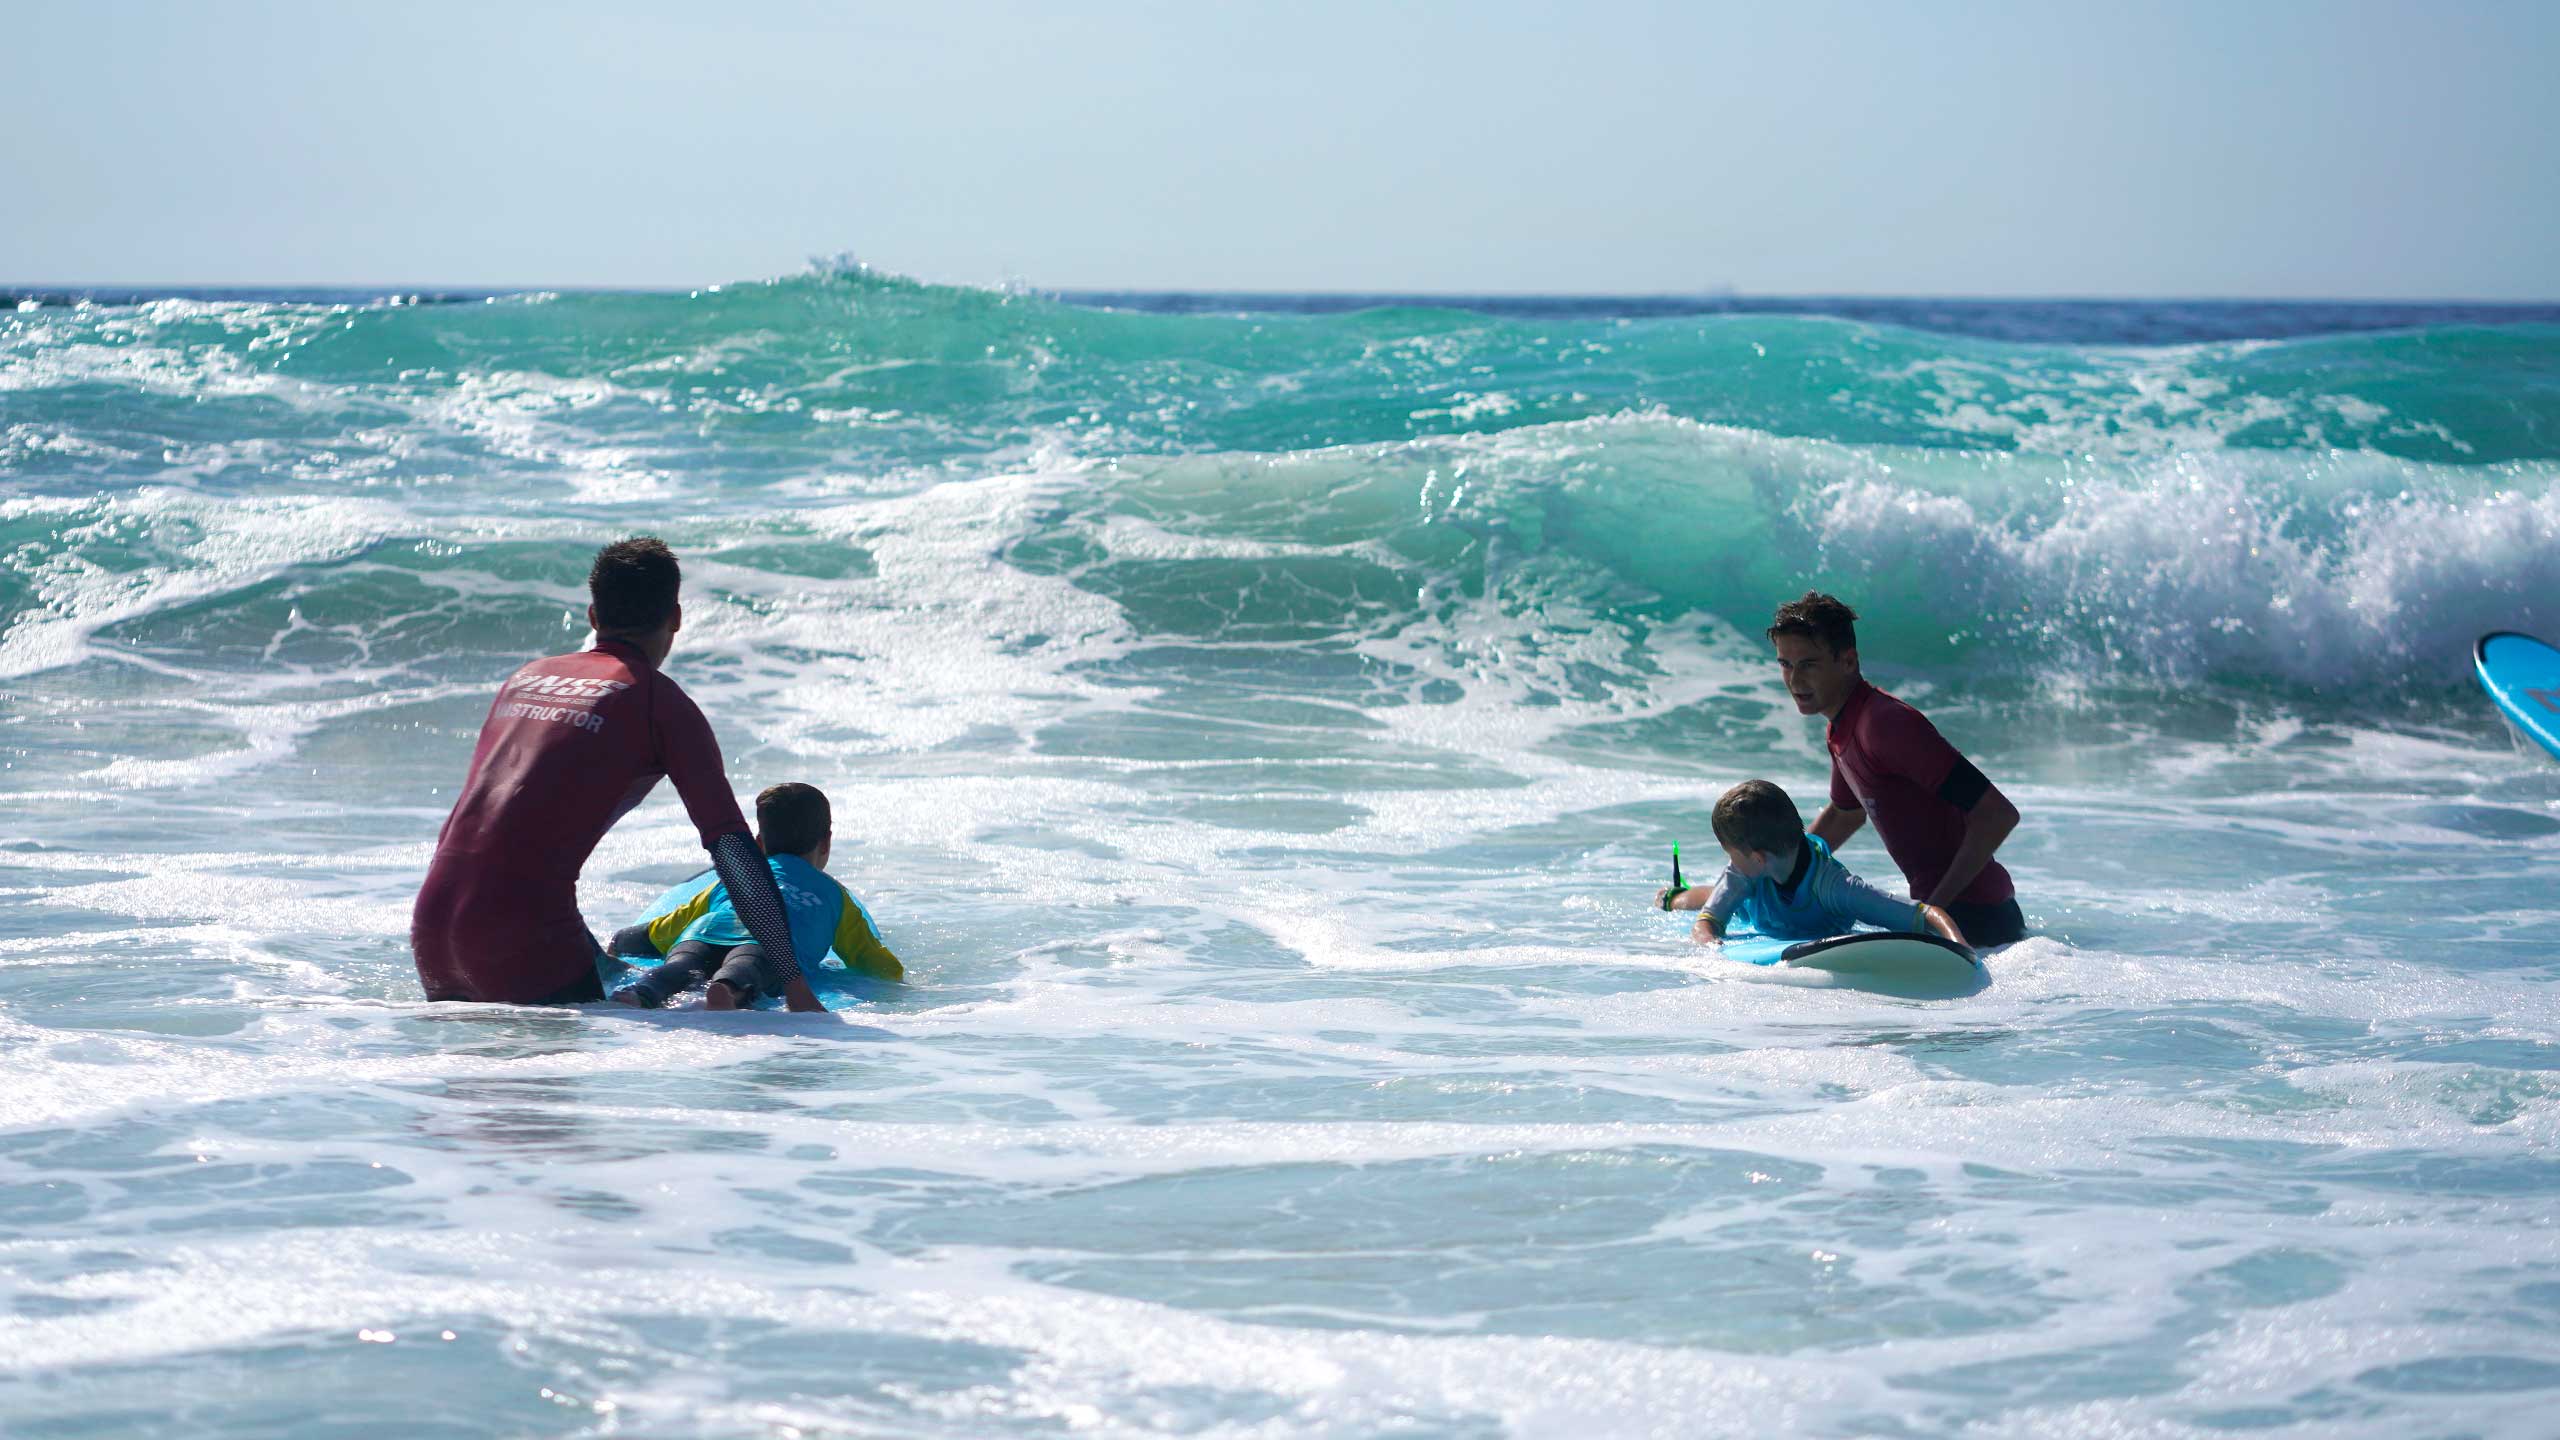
[640,852,902,981]
[1701,833,1925,941]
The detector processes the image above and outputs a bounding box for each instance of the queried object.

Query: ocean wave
[6,414,2551,706]
[1063,415,2559,693]
[8,269,2558,475]
[5,271,2556,706]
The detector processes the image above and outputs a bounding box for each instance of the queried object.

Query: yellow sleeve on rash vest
[646,882,721,955]
[829,881,904,981]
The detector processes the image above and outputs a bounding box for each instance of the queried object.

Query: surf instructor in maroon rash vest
[412,537,821,1010]
[1768,592,2028,947]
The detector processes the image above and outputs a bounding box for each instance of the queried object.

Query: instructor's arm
[658,683,824,1012]
[1924,785,2017,909]
[1871,705,2019,910]
[1812,755,1868,851]
[1809,803,1865,851]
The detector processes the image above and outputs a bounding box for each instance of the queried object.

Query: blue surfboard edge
[2475,630,2560,761]
[1778,930,1980,967]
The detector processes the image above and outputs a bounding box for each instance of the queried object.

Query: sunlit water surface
[3,277,2557,1437]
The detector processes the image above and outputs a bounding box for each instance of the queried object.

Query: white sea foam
[3,286,2556,1438]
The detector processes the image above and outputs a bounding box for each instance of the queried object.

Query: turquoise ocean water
[2,269,2557,1436]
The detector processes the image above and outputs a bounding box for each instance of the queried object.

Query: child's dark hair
[756,782,830,857]
[588,536,681,633]
[1767,591,1858,655]
[1712,779,1805,857]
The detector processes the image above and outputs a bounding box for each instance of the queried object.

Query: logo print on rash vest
[505,673,632,706]
[500,672,632,733]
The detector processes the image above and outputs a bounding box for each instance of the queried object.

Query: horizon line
[8,280,2560,309]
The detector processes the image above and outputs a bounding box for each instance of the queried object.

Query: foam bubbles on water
[6,285,2559,1438]
[0,491,407,678]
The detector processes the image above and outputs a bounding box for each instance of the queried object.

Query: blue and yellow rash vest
[642,853,903,981]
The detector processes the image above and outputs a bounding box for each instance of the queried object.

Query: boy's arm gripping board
[830,881,905,981]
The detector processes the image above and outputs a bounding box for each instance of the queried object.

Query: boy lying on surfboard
[1658,780,1970,949]
[606,782,903,1009]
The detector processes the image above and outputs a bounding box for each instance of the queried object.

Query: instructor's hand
[783,978,828,1013]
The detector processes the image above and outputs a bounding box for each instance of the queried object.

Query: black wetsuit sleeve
[607,923,665,959]
[709,831,803,986]
[1937,756,1992,811]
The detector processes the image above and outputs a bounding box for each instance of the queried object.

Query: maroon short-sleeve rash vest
[1826,679,2014,907]
[412,639,748,1003]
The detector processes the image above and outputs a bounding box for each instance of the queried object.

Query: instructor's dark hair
[757,782,831,858]
[1767,591,1858,655]
[589,536,681,633]
[1712,779,1805,857]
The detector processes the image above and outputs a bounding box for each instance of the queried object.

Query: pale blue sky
[6,0,2555,297]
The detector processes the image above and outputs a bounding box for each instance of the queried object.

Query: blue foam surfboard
[2476,631,2560,762]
